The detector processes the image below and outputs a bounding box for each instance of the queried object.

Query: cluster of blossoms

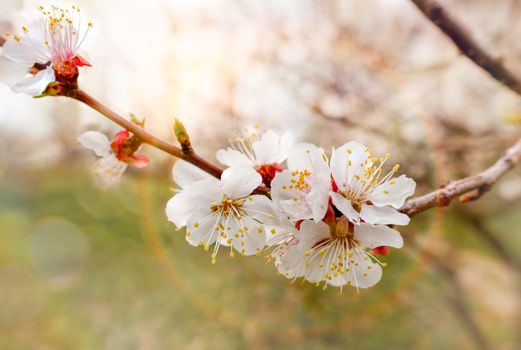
[2,5,92,96]
[1,5,417,291]
[166,129,416,289]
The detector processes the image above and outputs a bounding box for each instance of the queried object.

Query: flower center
[211,196,245,218]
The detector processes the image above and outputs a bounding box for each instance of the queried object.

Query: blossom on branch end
[78,128,149,188]
[1,5,92,96]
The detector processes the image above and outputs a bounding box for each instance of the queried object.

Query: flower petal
[165,179,220,228]
[78,131,111,157]
[220,166,261,198]
[252,130,281,164]
[11,66,55,96]
[360,204,410,225]
[271,170,313,220]
[93,154,127,188]
[127,154,149,168]
[354,223,403,249]
[330,141,372,192]
[330,192,360,224]
[186,209,218,247]
[287,143,319,170]
[242,195,276,224]
[216,148,253,168]
[368,175,416,208]
[296,220,331,250]
[172,160,215,189]
[348,251,382,288]
[224,216,266,255]
[2,36,49,65]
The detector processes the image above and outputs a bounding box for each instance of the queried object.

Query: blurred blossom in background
[1,0,520,349]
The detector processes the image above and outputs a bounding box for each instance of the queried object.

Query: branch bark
[409,0,521,96]
[73,89,224,179]
[401,138,521,216]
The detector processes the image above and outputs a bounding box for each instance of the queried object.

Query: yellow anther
[230,251,235,258]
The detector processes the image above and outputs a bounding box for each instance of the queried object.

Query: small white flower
[275,218,403,289]
[2,5,92,96]
[166,161,277,262]
[329,141,416,226]
[216,128,293,184]
[271,143,332,222]
[78,130,148,188]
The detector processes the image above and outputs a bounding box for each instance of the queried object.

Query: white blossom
[1,5,92,96]
[78,130,148,188]
[275,218,403,289]
[166,161,277,262]
[329,141,415,226]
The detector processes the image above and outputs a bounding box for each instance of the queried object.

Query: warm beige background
[0,0,520,349]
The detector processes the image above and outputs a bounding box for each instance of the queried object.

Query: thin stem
[409,0,521,96]
[73,89,224,179]
[401,138,521,216]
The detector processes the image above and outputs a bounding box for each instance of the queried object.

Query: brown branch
[0,36,5,47]
[409,0,521,96]
[73,89,224,179]
[401,138,521,216]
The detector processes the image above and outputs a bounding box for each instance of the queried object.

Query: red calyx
[111,130,149,167]
[373,246,390,256]
[256,163,283,186]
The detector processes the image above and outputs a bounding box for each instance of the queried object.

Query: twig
[409,0,521,96]
[401,138,521,216]
[73,89,224,179]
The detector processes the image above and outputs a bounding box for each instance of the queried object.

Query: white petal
[360,204,410,226]
[172,160,215,189]
[226,216,266,255]
[220,167,261,198]
[296,220,331,250]
[12,66,55,96]
[2,36,48,65]
[271,170,313,220]
[277,132,295,164]
[354,223,403,249]
[276,242,306,278]
[216,148,253,168]
[242,195,276,224]
[78,131,111,157]
[287,143,319,170]
[330,192,360,223]
[165,179,220,228]
[330,141,372,191]
[252,130,280,164]
[347,251,382,288]
[308,150,331,222]
[186,210,218,247]
[93,154,127,188]
[368,175,416,208]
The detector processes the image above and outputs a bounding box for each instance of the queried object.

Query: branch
[401,138,521,216]
[73,89,224,179]
[409,0,521,96]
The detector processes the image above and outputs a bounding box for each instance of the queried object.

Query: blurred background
[1,0,520,349]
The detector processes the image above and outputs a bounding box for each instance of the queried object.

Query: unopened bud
[173,118,192,154]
